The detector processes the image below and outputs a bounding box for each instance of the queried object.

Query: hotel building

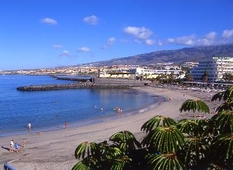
[190,57,233,82]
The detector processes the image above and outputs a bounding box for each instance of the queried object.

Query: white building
[190,57,233,82]
[98,66,184,80]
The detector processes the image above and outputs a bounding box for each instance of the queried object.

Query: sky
[1,0,233,70]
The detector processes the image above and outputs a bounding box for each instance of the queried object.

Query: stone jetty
[16,77,150,91]
[17,83,132,91]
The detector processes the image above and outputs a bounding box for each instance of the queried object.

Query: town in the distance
[1,56,233,84]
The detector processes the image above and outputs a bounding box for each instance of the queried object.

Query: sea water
[0,75,157,137]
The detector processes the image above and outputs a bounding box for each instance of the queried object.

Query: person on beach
[10,140,14,152]
[21,139,26,148]
[14,142,20,153]
[28,122,31,133]
[36,132,43,135]
[65,121,68,129]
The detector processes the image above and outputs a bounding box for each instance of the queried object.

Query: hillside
[88,44,233,66]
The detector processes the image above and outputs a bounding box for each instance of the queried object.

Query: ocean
[0,75,157,137]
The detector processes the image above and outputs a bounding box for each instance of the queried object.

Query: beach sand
[0,86,216,170]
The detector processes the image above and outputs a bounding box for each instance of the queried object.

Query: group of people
[9,139,25,153]
[114,106,122,113]
[8,122,30,153]
[8,121,68,153]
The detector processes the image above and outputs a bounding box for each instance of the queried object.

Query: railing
[4,163,17,170]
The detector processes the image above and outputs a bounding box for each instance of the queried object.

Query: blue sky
[1,0,233,70]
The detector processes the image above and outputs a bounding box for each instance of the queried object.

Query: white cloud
[205,31,216,40]
[167,34,213,46]
[196,38,213,46]
[61,50,69,56]
[123,26,153,39]
[157,40,163,46]
[176,35,196,45]
[167,38,175,43]
[102,37,116,49]
[145,39,155,45]
[41,17,57,25]
[52,44,63,48]
[106,37,116,46]
[222,29,233,39]
[78,47,90,52]
[83,15,99,25]
[164,29,233,47]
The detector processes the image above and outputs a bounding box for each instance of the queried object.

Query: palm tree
[202,71,208,83]
[141,115,186,170]
[168,71,175,84]
[72,131,141,170]
[176,118,211,169]
[222,73,233,82]
[185,73,193,81]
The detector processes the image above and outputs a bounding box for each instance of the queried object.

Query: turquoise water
[0,75,157,137]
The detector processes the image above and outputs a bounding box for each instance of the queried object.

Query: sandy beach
[0,86,216,170]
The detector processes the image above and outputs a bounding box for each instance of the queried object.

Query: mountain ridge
[88,44,233,66]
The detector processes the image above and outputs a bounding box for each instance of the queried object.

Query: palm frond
[211,91,225,101]
[109,130,141,153]
[212,110,233,133]
[141,115,176,133]
[177,119,199,135]
[146,153,186,170]
[215,101,233,113]
[179,99,210,113]
[181,136,208,165]
[72,160,91,170]
[74,141,99,159]
[212,86,233,102]
[215,134,233,160]
[141,126,184,153]
[223,86,233,101]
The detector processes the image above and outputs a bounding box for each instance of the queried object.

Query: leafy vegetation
[72,86,233,170]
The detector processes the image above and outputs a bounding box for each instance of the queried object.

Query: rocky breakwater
[17,82,133,91]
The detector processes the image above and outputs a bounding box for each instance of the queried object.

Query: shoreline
[0,86,214,169]
[0,89,160,139]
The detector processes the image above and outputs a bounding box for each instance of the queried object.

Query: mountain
[88,44,233,66]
